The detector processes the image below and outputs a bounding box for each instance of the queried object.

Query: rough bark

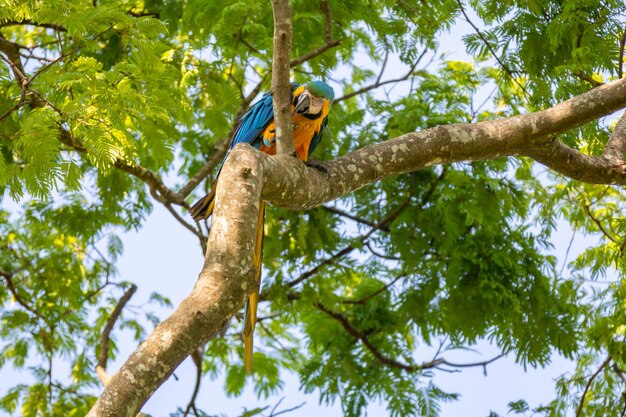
[87,77,626,416]
[86,150,264,417]
[270,0,294,155]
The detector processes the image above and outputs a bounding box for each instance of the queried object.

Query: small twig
[163,203,206,250]
[573,72,604,88]
[559,230,576,276]
[341,273,406,304]
[364,241,400,260]
[322,205,381,229]
[269,400,307,417]
[455,0,529,98]
[258,321,299,364]
[576,356,612,417]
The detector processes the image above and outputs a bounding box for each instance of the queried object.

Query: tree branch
[322,205,381,229]
[270,0,294,156]
[314,301,417,371]
[576,356,612,417]
[602,111,626,164]
[96,284,137,386]
[285,197,411,289]
[455,0,529,98]
[87,148,264,416]
[619,24,626,79]
[261,76,626,211]
[0,269,47,323]
[335,49,427,103]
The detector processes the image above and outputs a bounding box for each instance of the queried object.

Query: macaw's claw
[305,159,330,176]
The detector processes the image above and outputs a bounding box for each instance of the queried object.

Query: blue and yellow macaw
[190,80,335,372]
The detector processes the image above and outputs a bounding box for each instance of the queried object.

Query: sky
[0,8,612,417]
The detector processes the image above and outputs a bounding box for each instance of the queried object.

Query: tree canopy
[1,0,626,416]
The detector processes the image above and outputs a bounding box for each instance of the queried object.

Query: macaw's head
[293,80,335,119]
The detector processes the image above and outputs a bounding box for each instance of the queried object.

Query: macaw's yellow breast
[259,100,330,161]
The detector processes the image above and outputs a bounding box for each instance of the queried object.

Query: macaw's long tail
[189,184,217,221]
[243,200,265,373]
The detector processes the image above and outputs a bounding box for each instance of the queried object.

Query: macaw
[190,80,335,372]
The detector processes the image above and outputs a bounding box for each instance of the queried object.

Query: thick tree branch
[602,111,626,163]
[261,76,626,210]
[270,0,294,156]
[87,149,264,416]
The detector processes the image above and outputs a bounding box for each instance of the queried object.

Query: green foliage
[1,0,626,416]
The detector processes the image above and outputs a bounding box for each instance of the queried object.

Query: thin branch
[613,363,626,385]
[335,49,427,103]
[316,300,505,373]
[0,34,28,85]
[164,202,206,248]
[579,195,619,243]
[573,71,604,88]
[0,20,67,31]
[341,273,406,305]
[322,205,380,229]
[617,23,626,78]
[315,301,417,371]
[559,230,576,276]
[96,284,137,386]
[269,400,307,417]
[258,321,299,364]
[183,347,204,417]
[576,356,612,417]
[455,0,529,98]
[0,270,47,323]
[289,39,341,67]
[179,75,269,199]
[285,197,411,289]
[364,241,400,260]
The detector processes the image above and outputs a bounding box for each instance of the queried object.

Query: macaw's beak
[294,93,310,114]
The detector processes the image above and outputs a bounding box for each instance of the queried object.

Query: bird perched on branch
[190,80,335,372]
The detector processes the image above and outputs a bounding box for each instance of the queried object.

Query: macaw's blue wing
[231,91,275,149]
